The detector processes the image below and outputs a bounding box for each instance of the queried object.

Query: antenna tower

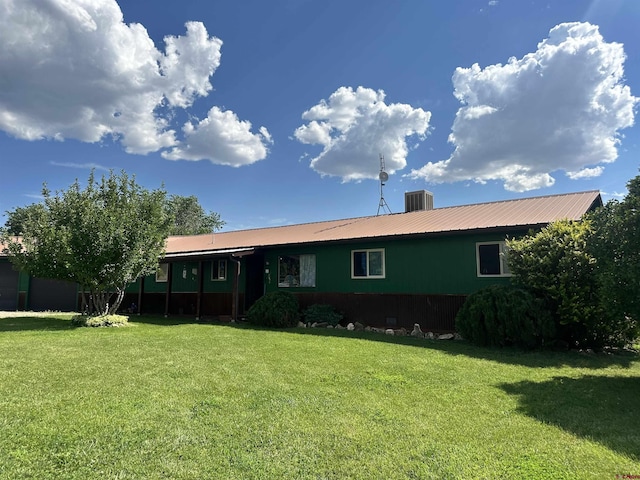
[377,154,392,215]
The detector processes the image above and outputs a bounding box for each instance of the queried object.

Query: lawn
[0,314,638,479]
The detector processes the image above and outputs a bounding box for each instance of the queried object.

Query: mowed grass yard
[0,314,638,479]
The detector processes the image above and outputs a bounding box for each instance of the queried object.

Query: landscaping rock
[410,324,424,338]
[313,322,329,328]
[297,321,306,328]
[394,328,407,336]
[354,322,365,331]
[426,332,435,339]
[347,323,355,331]
[385,329,395,335]
[335,324,345,330]
[438,333,455,340]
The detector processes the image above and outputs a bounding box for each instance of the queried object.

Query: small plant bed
[71,314,129,327]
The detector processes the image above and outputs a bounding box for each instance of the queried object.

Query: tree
[587,175,640,344]
[1,171,171,315]
[165,195,224,236]
[2,204,46,236]
[507,220,604,347]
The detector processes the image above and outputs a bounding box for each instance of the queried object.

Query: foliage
[506,219,609,347]
[246,291,299,328]
[587,175,640,347]
[165,195,224,236]
[71,314,129,327]
[1,170,171,315]
[2,204,47,236]
[303,304,343,326]
[455,285,555,348]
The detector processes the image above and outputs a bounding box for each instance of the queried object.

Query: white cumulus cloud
[294,86,431,181]
[162,107,271,166]
[0,0,269,166]
[408,22,638,192]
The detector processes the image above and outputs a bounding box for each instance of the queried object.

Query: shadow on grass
[500,375,640,461]
[3,313,638,370]
[0,316,76,332]
[127,315,203,326]
[268,325,640,370]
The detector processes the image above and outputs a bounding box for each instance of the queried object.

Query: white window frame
[156,263,169,283]
[211,259,227,281]
[351,248,386,279]
[476,242,511,277]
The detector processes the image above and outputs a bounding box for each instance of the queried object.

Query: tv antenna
[377,154,392,216]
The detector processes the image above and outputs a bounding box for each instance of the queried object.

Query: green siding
[264,231,521,296]
[125,259,242,294]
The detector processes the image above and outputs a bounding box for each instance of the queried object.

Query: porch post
[137,276,144,315]
[231,257,241,321]
[196,260,204,320]
[164,263,172,317]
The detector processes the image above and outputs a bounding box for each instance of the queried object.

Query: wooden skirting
[123,291,466,332]
[294,292,466,333]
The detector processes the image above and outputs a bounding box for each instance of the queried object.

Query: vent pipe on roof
[405,190,434,213]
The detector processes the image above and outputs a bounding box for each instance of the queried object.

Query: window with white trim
[351,249,385,278]
[156,263,169,282]
[278,254,316,287]
[211,259,227,281]
[476,242,511,277]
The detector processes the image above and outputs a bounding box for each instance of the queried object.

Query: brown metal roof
[165,190,602,257]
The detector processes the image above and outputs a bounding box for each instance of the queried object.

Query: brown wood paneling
[29,277,78,311]
[0,262,19,310]
[295,292,466,333]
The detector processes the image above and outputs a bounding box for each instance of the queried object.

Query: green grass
[0,315,639,479]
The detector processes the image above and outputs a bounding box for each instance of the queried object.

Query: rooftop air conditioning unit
[405,190,434,213]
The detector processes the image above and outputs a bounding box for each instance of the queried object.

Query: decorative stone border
[298,321,463,341]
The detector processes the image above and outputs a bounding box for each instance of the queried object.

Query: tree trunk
[109,289,125,315]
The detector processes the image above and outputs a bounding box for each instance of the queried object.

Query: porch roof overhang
[162,247,255,262]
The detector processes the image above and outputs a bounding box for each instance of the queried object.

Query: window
[211,259,227,281]
[156,263,169,282]
[476,242,511,277]
[351,249,385,278]
[278,254,316,287]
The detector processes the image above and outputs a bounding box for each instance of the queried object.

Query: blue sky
[1,0,638,231]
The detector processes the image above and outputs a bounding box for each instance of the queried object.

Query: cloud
[50,161,111,171]
[408,22,638,192]
[161,107,271,166]
[294,86,431,181]
[566,166,604,180]
[0,0,269,166]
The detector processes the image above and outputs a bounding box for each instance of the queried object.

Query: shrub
[247,291,300,328]
[303,304,343,326]
[71,314,129,327]
[455,285,555,349]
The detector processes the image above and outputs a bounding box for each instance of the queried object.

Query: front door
[244,253,264,313]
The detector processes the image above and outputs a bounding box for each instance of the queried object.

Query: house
[1,190,602,331]
[123,189,602,331]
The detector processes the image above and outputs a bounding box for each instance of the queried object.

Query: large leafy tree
[2,204,46,236]
[587,175,640,344]
[1,171,172,315]
[507,220,605,347]
[166,195,224,236]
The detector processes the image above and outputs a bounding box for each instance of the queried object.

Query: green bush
[455,285,555,349]
[247,291,300,328]
[71,314,129,327]
[303,304,343,326]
